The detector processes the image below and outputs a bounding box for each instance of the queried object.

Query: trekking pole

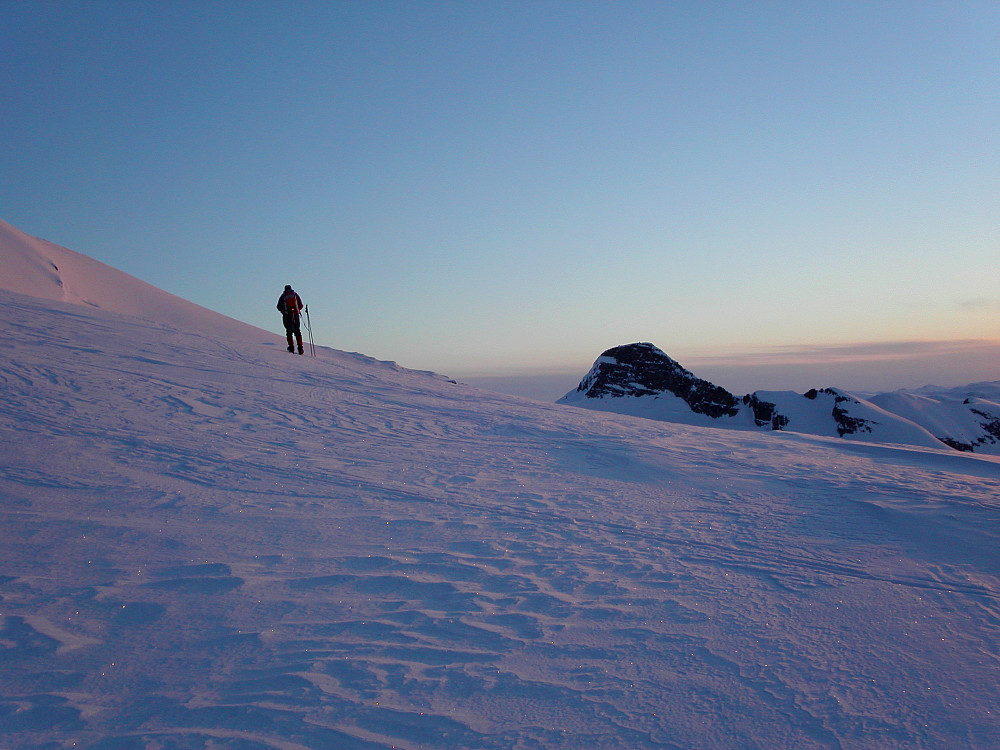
[303,304,316,357]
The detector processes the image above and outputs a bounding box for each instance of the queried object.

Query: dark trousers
[282,313,303,350]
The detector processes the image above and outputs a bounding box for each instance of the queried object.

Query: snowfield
[1,219,1000,749]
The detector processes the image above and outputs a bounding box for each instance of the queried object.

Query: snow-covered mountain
[2,220,1000,749]
[561,342,1000,454]
[869,384,1000,453]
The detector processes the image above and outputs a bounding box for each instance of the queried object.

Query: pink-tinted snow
[1,219,999,749]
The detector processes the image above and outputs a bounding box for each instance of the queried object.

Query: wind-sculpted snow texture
[2,236,1000,748]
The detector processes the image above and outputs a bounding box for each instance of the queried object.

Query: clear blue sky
[3,1,998,395]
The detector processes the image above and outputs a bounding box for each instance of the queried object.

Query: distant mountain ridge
[560,342,1000,454]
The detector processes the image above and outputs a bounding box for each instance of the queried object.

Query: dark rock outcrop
[742,393,789,430]
[944,406,1000,452]
[805,388,876,436]
[572,342,741,419]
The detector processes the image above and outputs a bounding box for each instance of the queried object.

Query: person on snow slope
[276,284,304,355]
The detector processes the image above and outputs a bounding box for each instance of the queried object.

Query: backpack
[280,289,300,316]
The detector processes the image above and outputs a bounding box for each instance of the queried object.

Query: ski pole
[303,304,316,357]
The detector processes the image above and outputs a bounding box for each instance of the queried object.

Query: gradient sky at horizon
[3,1,998,391]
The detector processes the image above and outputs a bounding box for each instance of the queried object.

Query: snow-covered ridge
[561,342,1000,454]
[0,217,269,343]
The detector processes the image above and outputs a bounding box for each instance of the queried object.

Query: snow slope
[870,386,1000,454]
[755,388,947,448]
[0,218,269,343]
[2,221,1000,749]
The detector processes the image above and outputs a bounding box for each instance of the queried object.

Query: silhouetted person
[277,284,304,354]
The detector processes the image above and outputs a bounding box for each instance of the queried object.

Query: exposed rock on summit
[567,342,741,419]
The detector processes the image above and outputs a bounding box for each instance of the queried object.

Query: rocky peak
[572,342,741,419]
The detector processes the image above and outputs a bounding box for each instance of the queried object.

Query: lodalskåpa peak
[560,342,1000,454]
[564,342,741,419]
